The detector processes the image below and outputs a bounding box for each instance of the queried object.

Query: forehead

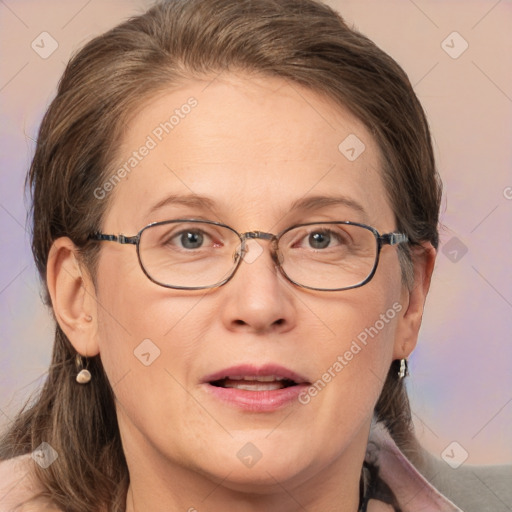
[104,73,394,232]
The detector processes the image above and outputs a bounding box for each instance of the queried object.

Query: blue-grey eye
[309,231,331,249]
[180,231,204,249]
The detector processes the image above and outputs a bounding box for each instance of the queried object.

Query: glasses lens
[138,221,241,288]
[279,223,378,290]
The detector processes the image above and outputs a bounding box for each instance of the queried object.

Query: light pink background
[1,0,511,465]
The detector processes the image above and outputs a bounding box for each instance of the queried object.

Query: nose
[220,238,296,335]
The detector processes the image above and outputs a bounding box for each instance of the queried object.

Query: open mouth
[203,365,310,411]
[209,376,298,391]
[202,364,310,410]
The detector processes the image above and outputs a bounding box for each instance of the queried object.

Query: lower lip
[203,383,309,412]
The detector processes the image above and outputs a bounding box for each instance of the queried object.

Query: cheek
[93,268,216,455]
[93,252,209,390]
[265,289,403,473]
[317,294,400,391]
[305,271,403,407]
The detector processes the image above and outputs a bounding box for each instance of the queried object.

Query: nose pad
[232,236,281,269]
[233,241,259,264]
[241,239,265,264]
[272,247,284,267]
[233,245,243,264]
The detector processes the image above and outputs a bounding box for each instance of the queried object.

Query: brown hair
[0,0,441,510]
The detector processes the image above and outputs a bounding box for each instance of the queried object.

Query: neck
[122,426,369,512]
[125,470,363,512]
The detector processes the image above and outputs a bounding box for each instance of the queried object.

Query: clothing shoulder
[368,420,512,512]
[421,450,512,512]
[0,455,59,512]
[368,422,461,511]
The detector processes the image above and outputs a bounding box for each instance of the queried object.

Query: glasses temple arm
[380,233,408,246]
[89,233,138,245]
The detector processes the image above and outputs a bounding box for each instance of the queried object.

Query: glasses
[89,219,408,291]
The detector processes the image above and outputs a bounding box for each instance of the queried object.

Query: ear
[393,242,436,359]
[46,237,100,357]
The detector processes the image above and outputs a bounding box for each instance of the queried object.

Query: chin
[190,437,317,493]
[206,461,311,495]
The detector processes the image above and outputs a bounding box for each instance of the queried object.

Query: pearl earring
[75,354,91,384]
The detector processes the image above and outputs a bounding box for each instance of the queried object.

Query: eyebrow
[145,194,217,218]
[288,195,368,220]
[145,193,368,221]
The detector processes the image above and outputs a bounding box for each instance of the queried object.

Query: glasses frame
[89,219,408,291]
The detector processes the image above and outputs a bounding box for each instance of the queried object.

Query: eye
[176,230,205,249]
[301,229,348,250]
[308,231,332,249]
[168,227,221,250]
[142,222,230,257]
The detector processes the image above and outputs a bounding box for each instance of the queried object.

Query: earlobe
[393,242,436,359]
[46,237,100,357]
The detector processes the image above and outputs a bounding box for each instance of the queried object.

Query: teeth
[226,375,286,382]
[209,375,297,390]
[224,382,285,391]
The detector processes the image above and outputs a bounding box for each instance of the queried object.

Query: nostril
[230,317,286,330]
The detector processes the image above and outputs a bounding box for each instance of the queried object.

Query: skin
[47,74,435,512]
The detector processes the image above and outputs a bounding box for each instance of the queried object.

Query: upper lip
[202,364,310,384]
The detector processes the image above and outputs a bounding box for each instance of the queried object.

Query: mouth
[209,375,298,391]
[202,364,310,412]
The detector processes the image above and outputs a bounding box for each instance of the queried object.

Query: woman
[0,0,508,511]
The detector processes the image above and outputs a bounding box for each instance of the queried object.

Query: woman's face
[89,74,412,497]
